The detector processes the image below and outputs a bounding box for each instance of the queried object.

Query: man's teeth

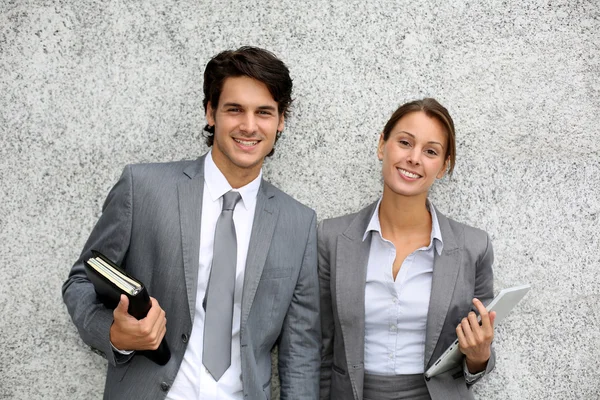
[234,138,258,146]
[398,168,420,178]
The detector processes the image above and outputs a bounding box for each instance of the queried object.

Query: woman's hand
[456,298,496,374]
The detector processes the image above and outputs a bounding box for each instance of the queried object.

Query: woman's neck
[378,186,431,237]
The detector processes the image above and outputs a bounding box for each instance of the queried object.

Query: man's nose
[239,113,257,133]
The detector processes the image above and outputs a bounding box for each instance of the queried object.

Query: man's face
[207,76,284,186]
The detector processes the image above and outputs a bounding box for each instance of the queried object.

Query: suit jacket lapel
[424,207,462,368]
[336,201,377,399]
[241,180,278,328]
[177,155,206,321]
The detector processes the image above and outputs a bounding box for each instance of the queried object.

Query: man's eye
[258,110,272,115]
[228,108,241,112]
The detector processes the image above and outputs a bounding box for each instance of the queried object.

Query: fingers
[472,298,495,343]
[145,297,164,324]
[144,298,167,350]
[151,320,167,350]
[473,298,491,330]
[468,311,482,342]
[148,307,167,349]
[456,322,467,351]
[111,296,167,351]
[462,312,478,345]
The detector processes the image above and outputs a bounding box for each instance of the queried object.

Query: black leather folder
[84,250,171,365]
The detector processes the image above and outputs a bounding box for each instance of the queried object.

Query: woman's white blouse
[363,199,443,375]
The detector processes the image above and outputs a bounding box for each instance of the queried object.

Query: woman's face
[378,111,449,199]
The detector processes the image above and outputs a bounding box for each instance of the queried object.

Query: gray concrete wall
[1,0,598,398]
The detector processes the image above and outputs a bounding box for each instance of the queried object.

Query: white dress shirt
[363,198,443,375]
[167,150,261,400]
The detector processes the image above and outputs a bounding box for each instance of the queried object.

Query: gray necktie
[203,190,241,381]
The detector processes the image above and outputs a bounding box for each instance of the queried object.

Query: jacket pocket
[332,364,346,375]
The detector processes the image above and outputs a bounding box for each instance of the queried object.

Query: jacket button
[181,333,189,343]
[160,382,170,392]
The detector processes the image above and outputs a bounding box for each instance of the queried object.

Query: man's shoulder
[262,180,315,218]
[127,159,199,175]
[122,159,202,184]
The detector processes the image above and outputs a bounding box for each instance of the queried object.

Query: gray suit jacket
[62,154,320,400]
[318,201,495,400]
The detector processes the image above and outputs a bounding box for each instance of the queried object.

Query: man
[62,46,320,400]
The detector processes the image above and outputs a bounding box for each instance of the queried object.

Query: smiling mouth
[234,138,259,146]
[397,168,421,179]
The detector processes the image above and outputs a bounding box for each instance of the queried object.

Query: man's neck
[211,156,263,189]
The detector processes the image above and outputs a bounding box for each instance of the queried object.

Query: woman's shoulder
[435,208,492,252]
[319,201,378,239]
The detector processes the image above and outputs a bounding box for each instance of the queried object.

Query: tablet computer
[424,284,531,379]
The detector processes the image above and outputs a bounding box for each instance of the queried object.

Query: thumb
[116,294,130,315]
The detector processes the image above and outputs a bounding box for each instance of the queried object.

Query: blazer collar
[342,201,379,240]
[178,154,207,321]
[424,207,462,367]
[240,179,278,328]
[183,154,206,180]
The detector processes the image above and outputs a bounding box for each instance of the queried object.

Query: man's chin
[229,154,266,171]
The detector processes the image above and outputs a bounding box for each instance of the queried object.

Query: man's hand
[109,295,167,351]
[456,298,496,374]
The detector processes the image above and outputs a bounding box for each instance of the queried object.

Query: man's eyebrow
[397,130,444,148]
[221,103,277,112]
[257,105,277,111]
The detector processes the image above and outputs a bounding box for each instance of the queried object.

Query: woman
[319,98,496,400]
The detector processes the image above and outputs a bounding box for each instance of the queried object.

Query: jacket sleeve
[466,232,495,385]
[61,165,135,367]
[277,211,321,399]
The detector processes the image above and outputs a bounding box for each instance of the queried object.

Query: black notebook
[84,250,171,365]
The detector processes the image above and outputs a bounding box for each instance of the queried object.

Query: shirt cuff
[463,358,486,384]
[111,342,134,355]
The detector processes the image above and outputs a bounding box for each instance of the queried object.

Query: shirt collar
[204,150,262,211]
[363,197,444,255]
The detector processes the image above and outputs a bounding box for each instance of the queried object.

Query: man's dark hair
[202,46,293,156]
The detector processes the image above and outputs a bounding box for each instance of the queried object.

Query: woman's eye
[399,140,410,146]
[426,149,438,156]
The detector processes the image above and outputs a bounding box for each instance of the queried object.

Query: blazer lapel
[177,156,206,321]
[240,180,278,328]
[336,201,377,399]
[424,208,462,368]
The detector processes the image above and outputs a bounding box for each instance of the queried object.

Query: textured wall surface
[1,0,599,399]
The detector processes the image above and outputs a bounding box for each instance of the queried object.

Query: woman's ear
[377,133,385,161]
[437,157,450,179]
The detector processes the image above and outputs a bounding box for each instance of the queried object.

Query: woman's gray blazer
[318,201,495,400]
